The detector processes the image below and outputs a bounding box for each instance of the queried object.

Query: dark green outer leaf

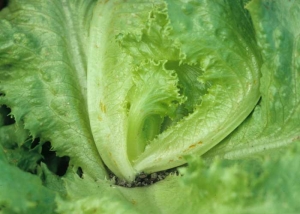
[0,160,56,214]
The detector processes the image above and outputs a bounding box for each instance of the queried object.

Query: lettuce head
[0,0,299,213]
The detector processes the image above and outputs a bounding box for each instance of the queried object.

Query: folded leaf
[88,0,261,181]
[205,0,300,159]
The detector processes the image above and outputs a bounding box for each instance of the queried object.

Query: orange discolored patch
[131,199,137,205]
[99,101,106,113]
[189,144,196,149]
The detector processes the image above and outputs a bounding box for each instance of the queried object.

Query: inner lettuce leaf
[87,0,261,181]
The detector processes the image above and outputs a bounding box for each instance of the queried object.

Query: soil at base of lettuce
[109,168,180,188]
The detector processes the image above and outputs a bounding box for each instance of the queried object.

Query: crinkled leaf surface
[0,0,106,179]
[88,0,261,181]
[56,141,300,214]
[56,170,140,214]
[0,159,56,214]
[205,0,300,159]
[0,108,42,174]
[0,0,300,213]
[132,0,261,174]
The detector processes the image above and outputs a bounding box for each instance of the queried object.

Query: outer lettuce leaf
[176,143,300,214]
[56,170,140,214]
[205,0,300,159]
[0,109,42,174]
[56,141,300,214]
[88,0,261,181]
[38,162,67,197]
[0,159,56,214]
[0,0,106,179]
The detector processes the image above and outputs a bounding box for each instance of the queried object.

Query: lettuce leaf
[205,0,300,159]
[88,0,261,181]
[0,159,56,213]
[55,142,300,214]
[0,0,106,179]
